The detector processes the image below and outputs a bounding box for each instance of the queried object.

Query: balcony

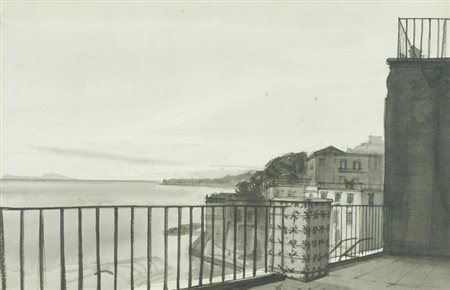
[397,18,449,59]
[0,202,391,290]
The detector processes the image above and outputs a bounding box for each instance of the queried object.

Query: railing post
[199,206,205,286]
[442,19,447,57]
[130,207,135,290]
[242,206,247,279]
[147,207,152,290]
[163,207,168,290]
[428,18,431,58]
[264,207,269,273]
[397,18,401,58]
[437,19,440,58]
[113,208,118,290]
[221,206,226,282]
[252,206,258,277]
[405,19,408,59]
[39,210,45,290]
[188,207,193,288]
[270,207,275,272]
[177,207,182,289]
[95,208,100,290]
[78,208,83,290]
[0,209,6,290]
[233,207,237,280]
[60,209,66,290]
[19,210,24,290]
[209,206,215,284]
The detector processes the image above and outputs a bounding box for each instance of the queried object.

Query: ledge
[386,57,450,64]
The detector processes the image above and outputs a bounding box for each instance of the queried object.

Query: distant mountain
[2,173,76,180]
[41,173,77,180]
[161,171,256,188]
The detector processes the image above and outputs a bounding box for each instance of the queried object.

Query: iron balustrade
[0,205,286,290]
[0,204,390,289]
[328,205,389,263]
[397,18,449,59]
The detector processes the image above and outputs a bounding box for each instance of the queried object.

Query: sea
[0,180,233,290]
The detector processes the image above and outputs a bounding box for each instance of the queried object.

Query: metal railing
[0,204,286,290]
[0,204,390,289]
[397,18,449,59]
[328,205,389,263]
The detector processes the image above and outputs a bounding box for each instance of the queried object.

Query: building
[384,21,450,256]
[348,135,384,154]
[262,179,310,200]
[201,192,268,268]
[306,137,384,205]
[305,137,385,257]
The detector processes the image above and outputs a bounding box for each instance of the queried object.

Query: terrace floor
[248,255,450,290]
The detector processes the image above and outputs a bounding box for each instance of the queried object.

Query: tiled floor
[248,255,450,290]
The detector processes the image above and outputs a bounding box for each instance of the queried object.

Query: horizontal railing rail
[397,18,449,59]
[328,205,388,263]
[0,204,287,290]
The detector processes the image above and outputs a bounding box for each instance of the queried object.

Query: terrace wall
[384,58,450,256]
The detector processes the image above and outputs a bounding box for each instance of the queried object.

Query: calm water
[0,180,233,290]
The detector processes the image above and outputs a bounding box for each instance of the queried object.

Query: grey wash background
[1,1,449,181]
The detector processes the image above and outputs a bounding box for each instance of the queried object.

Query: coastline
[0,178,159,183]
[159,182,236,189]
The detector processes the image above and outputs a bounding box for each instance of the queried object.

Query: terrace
[250,255,450,290]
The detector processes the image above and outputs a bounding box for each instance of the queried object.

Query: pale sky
[1,1,449,180]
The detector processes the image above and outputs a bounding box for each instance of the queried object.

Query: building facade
[306,138,384,206]
[305,138,385,258]
[263,180,310,200]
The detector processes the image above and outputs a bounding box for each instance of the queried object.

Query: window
[346,193,354,204]
[346,209,353,225]
[320,191,328,199]
[368,193,375,205]
[353,161,362,170]
[335,192,342,202]
[339,159,347,169]
[318,158,325,167]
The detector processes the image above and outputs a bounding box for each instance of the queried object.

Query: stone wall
[384,58,450,256]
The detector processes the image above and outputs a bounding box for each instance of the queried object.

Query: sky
[1,1,449,180]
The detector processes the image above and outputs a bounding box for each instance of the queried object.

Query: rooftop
[248,255,450,290]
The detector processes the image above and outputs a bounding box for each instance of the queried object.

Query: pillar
[269,199,332,281]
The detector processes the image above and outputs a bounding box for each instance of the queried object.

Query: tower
[384,18,450,256]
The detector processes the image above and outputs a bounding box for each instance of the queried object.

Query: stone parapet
[268,199,332,281]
